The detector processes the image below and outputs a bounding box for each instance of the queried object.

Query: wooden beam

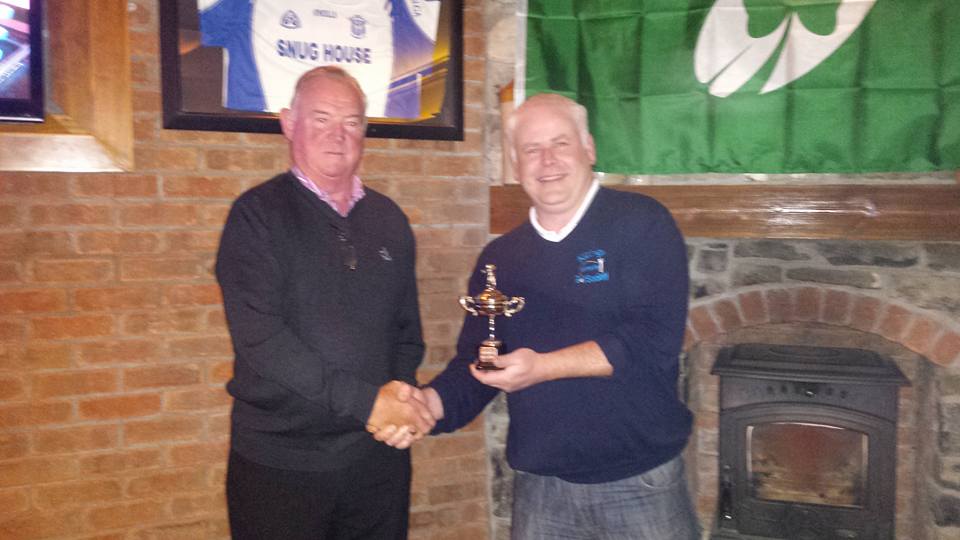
[0,0,133,172]
[490,184,960,240]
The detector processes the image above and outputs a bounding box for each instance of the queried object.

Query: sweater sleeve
[391,223,426,386]
[427,260,500,433]
[593,199,689,384]
[215,194,379,424]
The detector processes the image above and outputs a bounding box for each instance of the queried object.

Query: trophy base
[475,341,504,371]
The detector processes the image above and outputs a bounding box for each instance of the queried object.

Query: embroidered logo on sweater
[575,249,609,284]
[378,247,393,261]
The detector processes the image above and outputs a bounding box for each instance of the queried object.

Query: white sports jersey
[387,0,442,119]
[200,0,394,116]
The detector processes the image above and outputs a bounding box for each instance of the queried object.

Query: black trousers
[226,447,411,540]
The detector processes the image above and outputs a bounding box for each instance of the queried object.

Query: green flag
[522,0,960,174]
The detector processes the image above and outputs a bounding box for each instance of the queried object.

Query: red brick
[74,174,158,197]
[737,291,767,325]
[19,343,73,369]
[76,231,161,254]
[169,440,229,466]
[0,510,83,540]
[132,88,161,113]
[124,364,201,389]
[165,387,232,411]
[170,492,226,518]
[86,500,166,530]
[877,304,912,342]
[0,204,17,226]
[205,149,279,172]
[0,289,67,313]
[0,374,26,400]
[164,284,222,306]
[426,478,486,505]
[33,259,113,282]
[849,295,882,332]
[0,402,72,428]
[0,487,30,516]
[29,204,113,226]
[208,413,232,438]
[34,479,123,509]
[712,299,743,333]
[424,432,486,460]
[902,317,940,356]
[129,27,158,55]
[0,174,70,197]
[207,354,235,380]
[31,315,114,339]
[124,416,205,444]
[821,289,851,325]
[78,340,161,365]
[161,126,247,145]
[765,289,794,323]
[163,175,247,198]
[0,433,29,460]
[32,369,118,398]
[0,261,20,282]
[75,286,161,310]
[207,309,227,331]
[79,394,162,420]
[122,309,206,335]
[421,155,484,178]
[930,331,960,366]
[119,203,200,226]
[0,320,26,341]
[200,203,232,226]
[688,305,719,342]
[78,448,163,475]
[359,152,425,175]
[0,231,73,258]
[135,146,200,171]
[120,257,202,280]
[127,467,207,497]
[33,425,120,454]
[0,457,79,488]
[169,336,233,358]
[164,231,222,253]
[794,287,821,321]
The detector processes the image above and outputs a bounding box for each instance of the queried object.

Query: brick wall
[0,1,491,538]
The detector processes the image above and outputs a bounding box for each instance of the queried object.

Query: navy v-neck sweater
[430,187,692,483]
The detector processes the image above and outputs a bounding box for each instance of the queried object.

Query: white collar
[529,180,600,242]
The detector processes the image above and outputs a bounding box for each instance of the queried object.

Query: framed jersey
[160,0,462,140]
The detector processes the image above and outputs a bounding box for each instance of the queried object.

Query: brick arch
[682,285,960,367]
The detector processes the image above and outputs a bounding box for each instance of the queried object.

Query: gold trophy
[458,264,525,370]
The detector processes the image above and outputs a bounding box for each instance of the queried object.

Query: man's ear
[279,108,294,141]
[585,134,597,166]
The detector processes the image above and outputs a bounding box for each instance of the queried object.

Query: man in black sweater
[215,66,433,539]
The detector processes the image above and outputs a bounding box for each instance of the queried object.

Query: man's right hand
[369,385,445,449]
[366,381,435,448]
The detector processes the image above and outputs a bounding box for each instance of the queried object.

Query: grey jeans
[511,455,701,540]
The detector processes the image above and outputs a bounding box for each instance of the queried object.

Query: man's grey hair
[504,93,592,160]
[288,66,368,127]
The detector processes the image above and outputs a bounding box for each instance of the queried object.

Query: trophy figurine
[458,264,525,370]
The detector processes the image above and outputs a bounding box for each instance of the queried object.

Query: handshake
[364,347,544,449]
[365,380,441,450]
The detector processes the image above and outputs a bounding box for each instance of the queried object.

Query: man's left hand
[470,347,547,392]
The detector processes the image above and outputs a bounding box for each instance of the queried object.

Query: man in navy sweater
[216,66,433,539]
[377,93,700,539]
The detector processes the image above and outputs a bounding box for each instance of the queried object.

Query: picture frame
[159,0,463,140]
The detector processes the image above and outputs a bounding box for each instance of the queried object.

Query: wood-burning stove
[711,343,909,540]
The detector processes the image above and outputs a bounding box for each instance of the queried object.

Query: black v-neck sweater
[216,173,424,471]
